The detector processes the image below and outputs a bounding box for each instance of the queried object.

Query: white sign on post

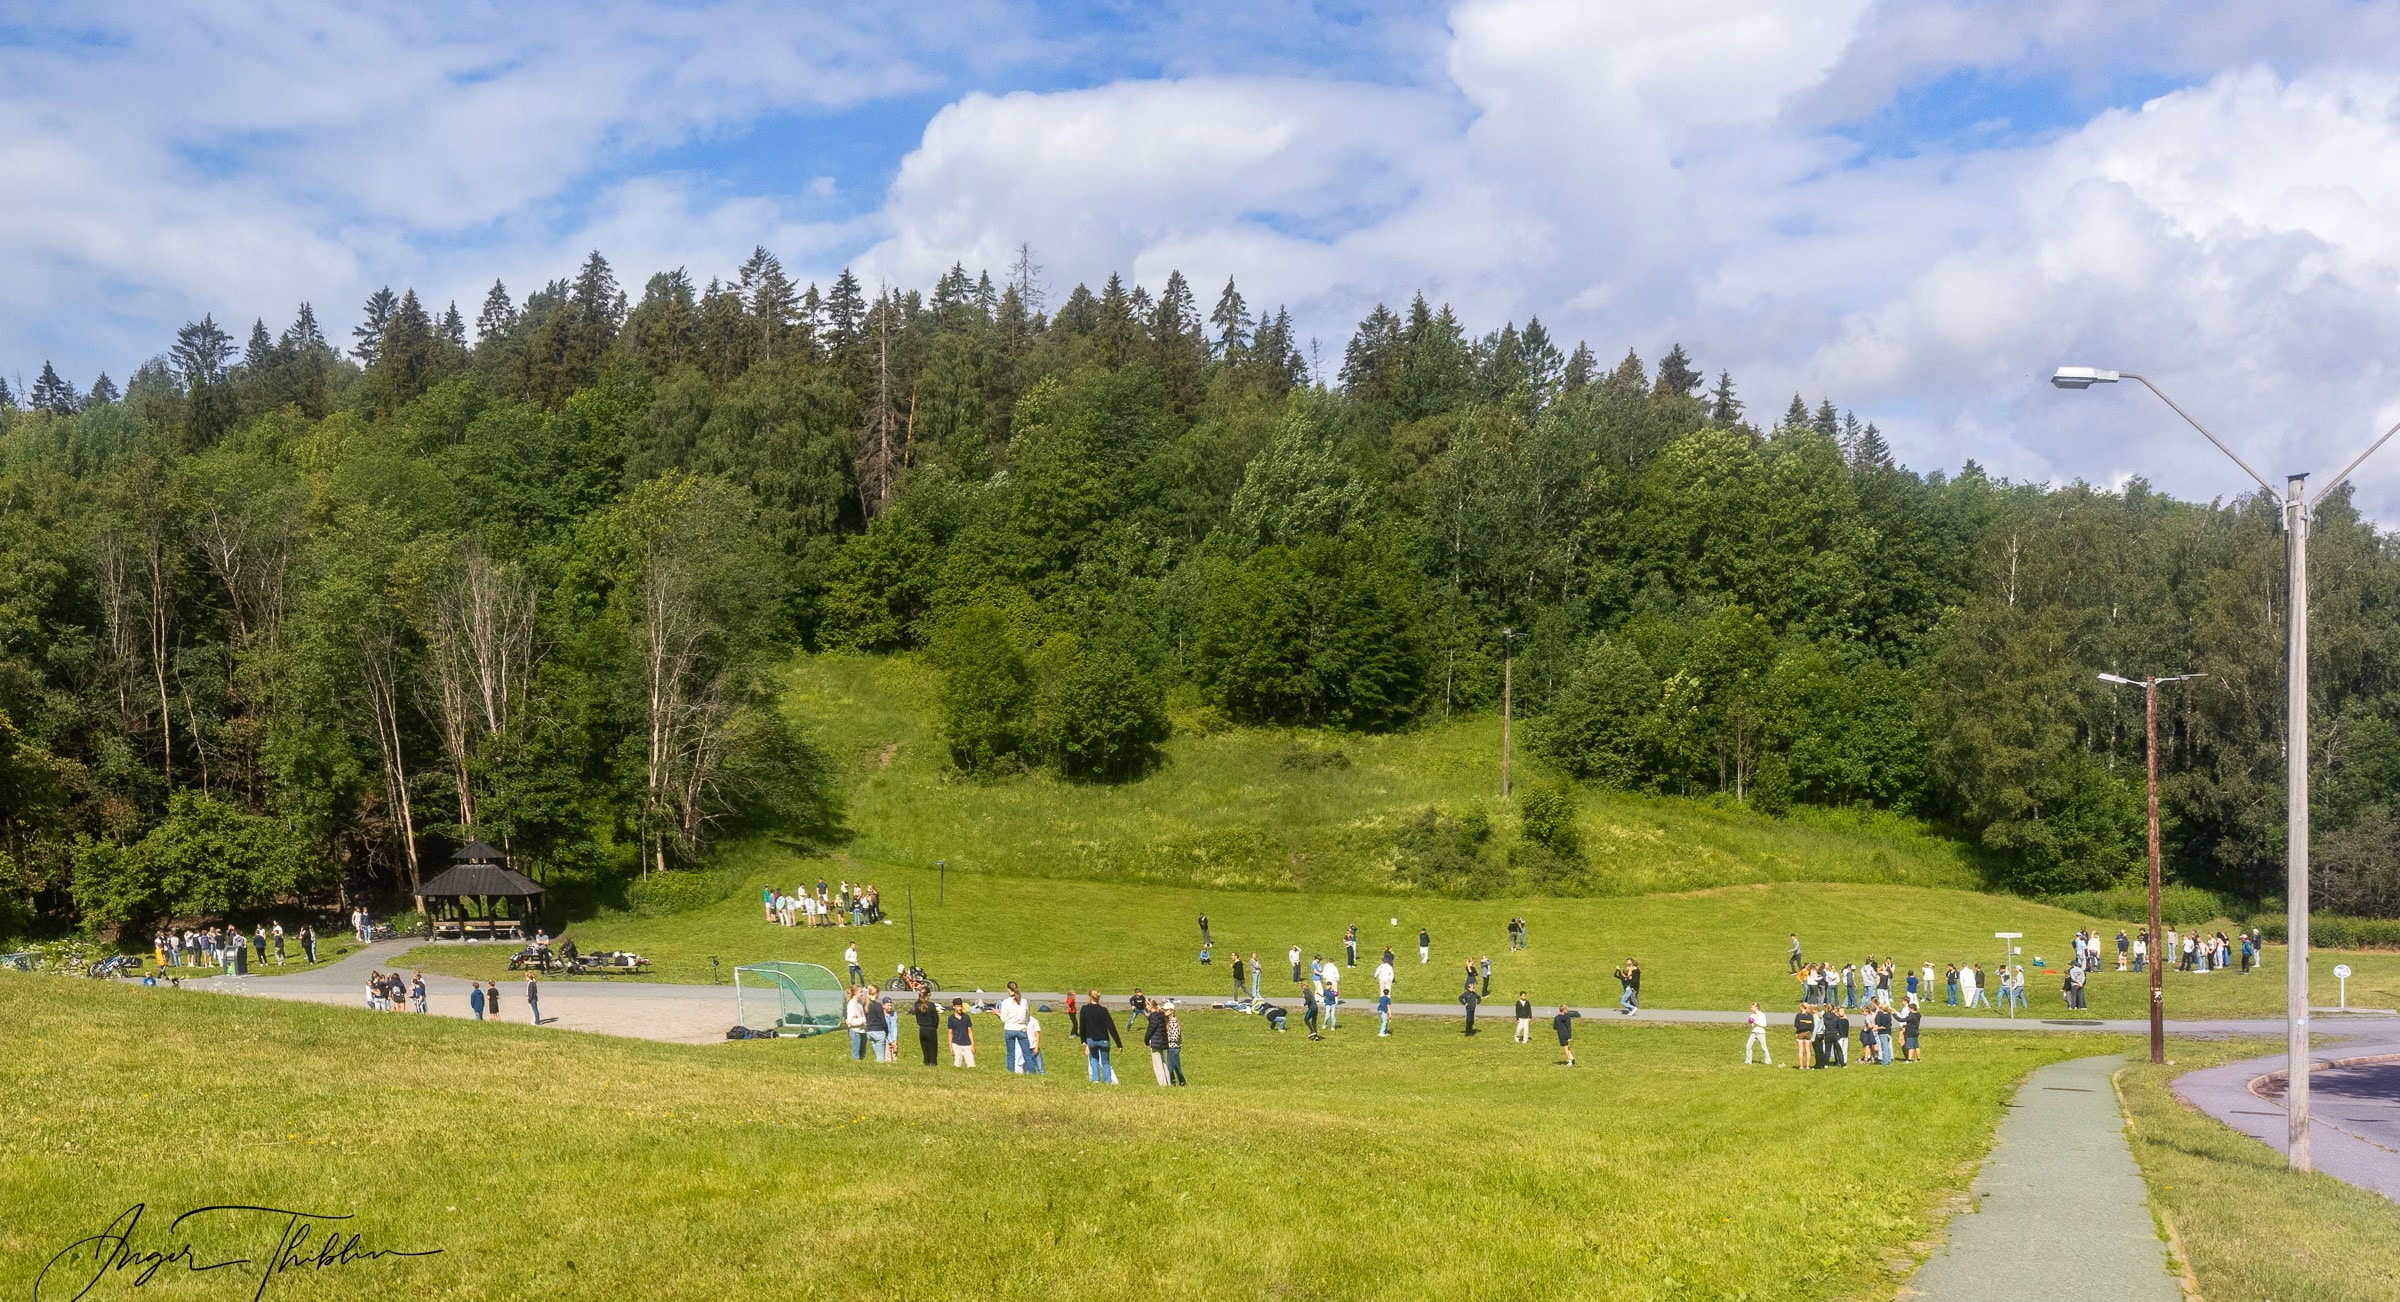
[2334,963,2353,1009]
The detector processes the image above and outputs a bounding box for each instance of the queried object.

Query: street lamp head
[2097,673,2136,685]
[2051,366,2121,390]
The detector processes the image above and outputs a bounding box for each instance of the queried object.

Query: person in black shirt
[946,999,977,1067]
[1458,985,1481,1035]
[1198,913,1210,945]
[1902,1001,1923,1062]
[1260,1002,1288,1032]
[1792,1003,1814,1068]
[1418,927,1431,963]
[1345,924,1359,967]
[914,994,942,1065]
[1827,1006,1850,1066]
[1873,1004,1896,1065]
[1513,991,1534,1043]
[1231,953,1247,999]
[1302,985,1322,1040]
[1552,1005,1581,1065]
[1076,991,1122,1084]
[1144,1003,1173,1084]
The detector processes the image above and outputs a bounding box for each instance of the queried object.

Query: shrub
[2046,885,2239,928]
[627,869,735,918]
[1038,643,1169,783]
[1533,638,1657,788]
[1517,777,1583,860]
[932,606,1034,776]
[2244,914,2400,949]
[1393,805,1504,898]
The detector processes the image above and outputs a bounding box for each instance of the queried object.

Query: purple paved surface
[2172,1015,2400,1203]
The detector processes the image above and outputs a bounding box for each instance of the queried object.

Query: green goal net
[733,961,846,1037]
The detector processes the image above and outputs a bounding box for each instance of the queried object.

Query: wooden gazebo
[416,840,543,941]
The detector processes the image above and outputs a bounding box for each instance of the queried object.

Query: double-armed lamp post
[2097,671,2203,1066]
[2053,365,2400,1171]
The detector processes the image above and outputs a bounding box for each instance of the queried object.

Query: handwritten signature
[33,1203,443,1302]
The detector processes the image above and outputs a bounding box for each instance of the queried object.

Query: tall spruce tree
[352,288,396,363]
[30,361,78,414]
[475,280,516,343]
[1652,342,1702,398]
[1210,277,1252,357]
[1706,370,1742,426]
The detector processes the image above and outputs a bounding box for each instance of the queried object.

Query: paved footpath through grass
[1901,1055,2183,1302]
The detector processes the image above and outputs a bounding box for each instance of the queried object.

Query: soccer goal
[734,961,846,1037]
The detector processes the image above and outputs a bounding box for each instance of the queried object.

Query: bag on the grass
[727,1025,751,1040]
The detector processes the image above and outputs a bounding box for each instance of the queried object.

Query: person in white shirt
[844,989,868,1059]
[996,982,1032,1073]
[1744,1003,1773,1064]
[1959,963,1981,1009]
[1374,958,1395,997]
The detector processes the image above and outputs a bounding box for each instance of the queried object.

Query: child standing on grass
[947,999,976,1067]
[1553,1006,1580,1065]
[1514,991,1534,1043]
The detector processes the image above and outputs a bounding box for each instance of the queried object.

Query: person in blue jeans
[1077,990,1123,1083]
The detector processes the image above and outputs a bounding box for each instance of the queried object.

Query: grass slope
[2,977,2096,1302]
[792,652,1978,895]
[397,854,2400,1021]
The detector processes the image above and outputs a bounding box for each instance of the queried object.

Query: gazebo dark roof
[417,862,545,898]
[451,839,507,864]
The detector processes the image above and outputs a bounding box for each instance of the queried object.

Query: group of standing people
[152,921,316,972]
[839,981,1189,1087]
[1752,997,1922,1068]
[765,878,882,928]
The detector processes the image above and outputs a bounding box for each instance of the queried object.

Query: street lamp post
[1500,628,1521,799]
[2053,366,2400,1171]
[2099,671,2205,1066]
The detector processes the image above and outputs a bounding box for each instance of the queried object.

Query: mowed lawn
[1,977,2098,1302]
[787,652,1979,896]
[399,855,2400,1023]
[2118,1043,2400,1302]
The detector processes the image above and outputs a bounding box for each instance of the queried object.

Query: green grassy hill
[789,652,1979,896]
[400,653,2400,1019]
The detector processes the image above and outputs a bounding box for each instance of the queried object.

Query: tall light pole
[2099,671,2205,1066]
[1500,627,1520,798]
[2054,366,2400,1171]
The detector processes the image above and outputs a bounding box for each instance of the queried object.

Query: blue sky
[11,1,2400,514]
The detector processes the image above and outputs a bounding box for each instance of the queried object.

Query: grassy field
[2117,1043,2400,1301]
[393,853,2400,1021]
[791,652,1980,895]
[2,976,2103,1302]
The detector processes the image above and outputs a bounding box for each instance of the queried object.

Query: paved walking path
[1901,1055,2183,1302]
[2171,1014,2400,1204]
[184,943,2289,1047]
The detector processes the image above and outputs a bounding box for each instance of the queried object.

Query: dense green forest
[5,247,2399,938]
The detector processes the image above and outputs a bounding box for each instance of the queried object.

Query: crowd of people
[150,921,318,972]
[764,879,885,928]
[356,969,543,1024]
[833,979,1190,1086]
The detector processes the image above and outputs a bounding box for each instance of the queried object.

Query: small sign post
[2334,962,2353,1010]
[1996,934,2022,1019]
